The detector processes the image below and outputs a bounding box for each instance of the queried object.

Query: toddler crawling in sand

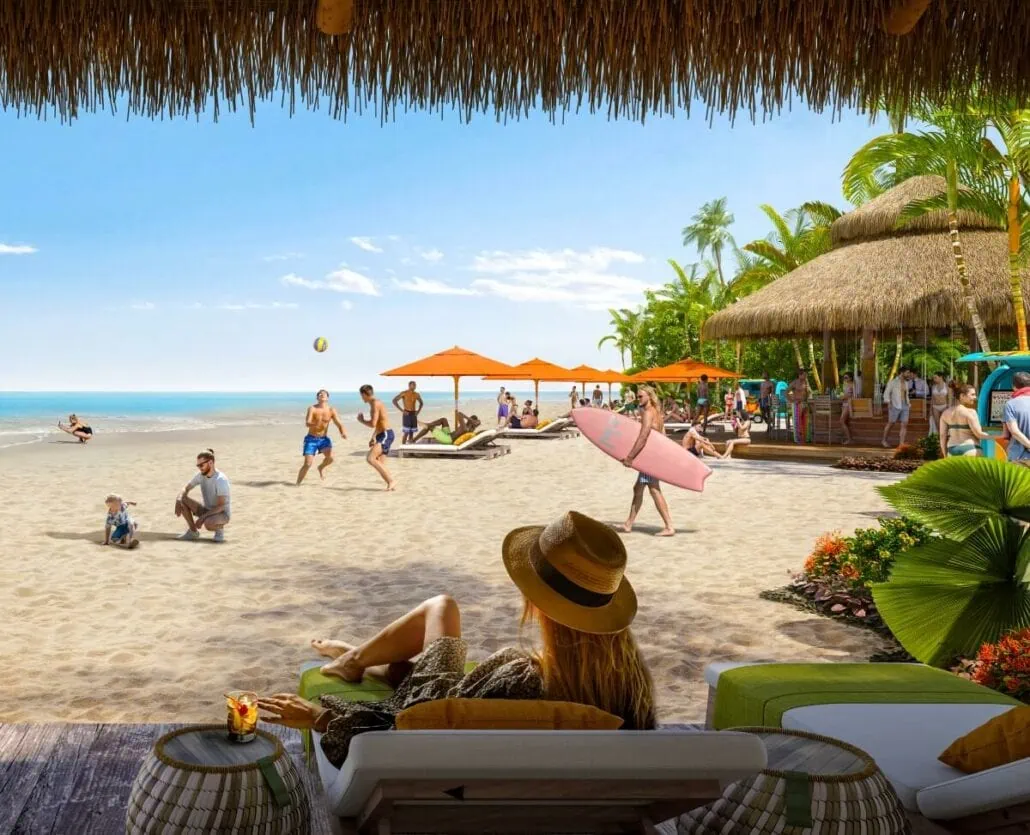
[103,493,139,549]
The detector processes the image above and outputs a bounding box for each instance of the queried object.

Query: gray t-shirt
[188,469,231,517]
[1004,396,1030,461]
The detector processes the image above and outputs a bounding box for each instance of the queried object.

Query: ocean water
[0,390,568,448]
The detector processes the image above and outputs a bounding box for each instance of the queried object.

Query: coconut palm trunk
[1008,174,1029,352]
[806,338,823,391]
[734,340,742,375]
[829,337,840,389]
[791,339,805,373]
[889,332,904,379]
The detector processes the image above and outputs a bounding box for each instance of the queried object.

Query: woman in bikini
[939,383,989,457]
[929,372,951,437]
[721,414,752,459]
[839,372,855,445]
[58,414,93,443]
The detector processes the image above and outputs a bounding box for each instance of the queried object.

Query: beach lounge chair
[500,417,579,439]
[392,428,509,460]
[703,661,1030,832]
[297,662,767,834]
[663,422,692,434]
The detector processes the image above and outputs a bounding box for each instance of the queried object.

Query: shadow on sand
[609,522,699,536]
[46,530,202,544]
[236,480,295,488]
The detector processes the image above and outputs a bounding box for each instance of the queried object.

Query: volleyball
[313,337,328,353]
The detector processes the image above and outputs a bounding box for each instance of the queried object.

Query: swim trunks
[497,404,509,419]
[375,429,395,455]
[402,411,418,435]
[637,472,660,486]
[303,434,332,457]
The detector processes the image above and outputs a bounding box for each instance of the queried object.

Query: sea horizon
[0,389,574,448]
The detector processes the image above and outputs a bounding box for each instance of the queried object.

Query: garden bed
[833,457,923,473]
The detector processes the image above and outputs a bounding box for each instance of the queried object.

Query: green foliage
[917,435,942,461]
[844,517,932,587]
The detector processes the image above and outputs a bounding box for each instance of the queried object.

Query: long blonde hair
[521,599,656,730]
[637,385,664,432]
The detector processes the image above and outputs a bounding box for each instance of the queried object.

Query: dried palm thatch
[832,175,1002,245]
[3,1,1030,123]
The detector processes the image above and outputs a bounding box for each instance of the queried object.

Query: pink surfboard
[571,408,712,492]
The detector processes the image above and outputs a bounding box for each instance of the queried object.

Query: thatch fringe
[703,229,1030,339]
[831,175,1001,246]
[3,1,1030,123]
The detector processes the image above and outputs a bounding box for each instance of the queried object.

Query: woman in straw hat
[258,511,657,767]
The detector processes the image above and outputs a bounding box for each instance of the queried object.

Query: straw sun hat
[502,511,637,634]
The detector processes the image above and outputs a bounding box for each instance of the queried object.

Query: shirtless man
[358,384,396,490]
[759,373,774,426]
[412,411,481,443]
[620,386,674,537]
[392,381,423,444]
[681,423,719,458]
[297,389,347,485]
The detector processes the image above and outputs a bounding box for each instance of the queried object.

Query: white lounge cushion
[916,753,1030,820]
[781,703,1017,812]
[312,729,767,818]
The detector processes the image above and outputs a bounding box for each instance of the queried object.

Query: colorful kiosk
[958,351,1030,460]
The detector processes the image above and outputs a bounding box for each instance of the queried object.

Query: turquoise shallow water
[0,390,566,447]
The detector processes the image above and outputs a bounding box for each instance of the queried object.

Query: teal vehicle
[739,379,786,423]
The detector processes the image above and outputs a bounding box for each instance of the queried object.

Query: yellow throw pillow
[395,698,624,731]
[939,706,1030,773]
[452,432,475,446]
[537,420,551,429]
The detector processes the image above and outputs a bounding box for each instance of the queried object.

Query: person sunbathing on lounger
[411,412,481,444]
[258,511,657,768]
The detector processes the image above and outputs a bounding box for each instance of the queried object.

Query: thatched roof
[5,2,1030,123]
[832,175,1002,245]
[703,179,1029,339]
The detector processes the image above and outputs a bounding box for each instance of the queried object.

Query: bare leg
[412,418,448,444]
[366,445,396,490]
[881,419,895,447]
[320,595,460,680]
[317,451,334,480]
[175,497,200,532]
[648,485,675,536]
[621,482,646,532]
[296,454,315,485]
[310,639,413,686]
[899,420,908,447]
[840,412,852,444]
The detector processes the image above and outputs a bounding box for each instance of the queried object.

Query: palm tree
[682,198,735,286]
[655,260,718,361]
[597,307,642,369]
[842,108,998,354]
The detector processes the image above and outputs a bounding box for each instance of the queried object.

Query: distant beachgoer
[58,414,93,443]
[569,387,580,410]
[929,372,950,436]
[681,423,718,458]
[392,381,424,445]
[592,386,603,408]
[297,389,347,485]
[911,374,929,400]
[882,367,914,448]
[264,511,657,766]
[358,385,396,491]
[496,387,510,428]
[1003,371,1030,466]
[734,381,748,420]
[721,415,752,459]
[413,412,481,443]
[620,386,674,537]
[103,493,139,549]
[788,369,813,444]
[175,449,231,542]
[941,383,989,457]
[840,372,855,445]
[522,399,533,417]
[723,388,734,418]
[522,409,540,428]
[759,373,774,425]
[696,375,710,431]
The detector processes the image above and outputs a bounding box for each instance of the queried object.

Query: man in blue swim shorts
[297,389,347,485]
[358,384,397,491]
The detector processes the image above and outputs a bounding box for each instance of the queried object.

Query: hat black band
[535,556,615,608]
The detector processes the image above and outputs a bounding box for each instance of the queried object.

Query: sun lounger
[500,417,579,439]
[663,422,692,434]
[392,428,509,460]
[310,726,765,834]
[704,661,1030,830]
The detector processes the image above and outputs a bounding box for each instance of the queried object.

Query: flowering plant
[972,628,1030,702]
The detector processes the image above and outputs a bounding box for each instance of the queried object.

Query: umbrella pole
[453,375,459,427]
[535,379,539,411]
[608,382,612,406]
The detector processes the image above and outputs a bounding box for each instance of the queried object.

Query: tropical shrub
[802,532,849,581]
[971,628,1030,702]
[893,444,923,461]
[916,435,942,461]
[844,517,932,586]
[872,458,1030,667]
[834,457,922,473]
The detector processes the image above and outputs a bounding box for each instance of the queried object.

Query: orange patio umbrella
[630,358,736,383]
[598,368,633,404]
[381,346,514,426]
[565,364,610,398]
[482,357,574,408]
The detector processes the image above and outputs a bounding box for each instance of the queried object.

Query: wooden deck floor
[0,723,338,835]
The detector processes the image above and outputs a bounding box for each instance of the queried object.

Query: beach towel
[712,663,1020,730]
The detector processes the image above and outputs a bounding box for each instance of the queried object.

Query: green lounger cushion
[713,663,1021,730]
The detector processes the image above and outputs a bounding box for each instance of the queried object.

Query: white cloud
[281,269,379,296]
[399,257,414,266]
[0,243,37,255]
[419,248,445,263]
[349,236,383,254]
[341,300,354,311]
[393,276,477,296]
[131,301,156,310]
[261,252,304,262]
[218,301,299,311]
[469,247,645,274]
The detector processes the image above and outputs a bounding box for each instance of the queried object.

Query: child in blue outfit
[104,493,139,549]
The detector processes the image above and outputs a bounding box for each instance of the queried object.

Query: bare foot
[310,638,354,660]
[385,481,397,491]
[619,522,633,532]
[128,539,140,549]
[882,440,890,448]
[655,528,675,537]
[319,468,327,481]
[320,649,365,682]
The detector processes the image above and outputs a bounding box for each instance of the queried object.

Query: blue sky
[0,100,887,391]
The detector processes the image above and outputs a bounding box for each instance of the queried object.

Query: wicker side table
[126,724,311,834]
[678,727,910,834]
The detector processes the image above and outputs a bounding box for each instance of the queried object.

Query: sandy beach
[0,399,898,726]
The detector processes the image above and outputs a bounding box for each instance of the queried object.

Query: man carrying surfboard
[619,386,675,537]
